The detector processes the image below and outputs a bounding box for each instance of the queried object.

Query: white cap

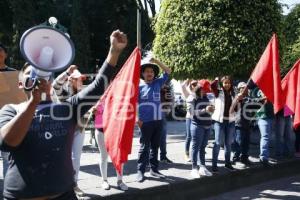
[69,69,86,80]
[237,82,247,89]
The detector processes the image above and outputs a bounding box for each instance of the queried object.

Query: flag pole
[137,7,142,49]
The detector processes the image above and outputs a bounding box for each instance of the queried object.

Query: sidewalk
[0,121,299,199]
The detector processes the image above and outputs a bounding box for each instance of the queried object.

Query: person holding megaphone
[0,28,127,200]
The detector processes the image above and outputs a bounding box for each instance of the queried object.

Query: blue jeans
[233,127,250,160]
[137,120,162,173]
[160,113,168,159]
[295,128,300,152]
[185,118,192,155]
[275,115,292,156]
[258,118,273,161]
[190,123,210,168]
[212,121,235,166]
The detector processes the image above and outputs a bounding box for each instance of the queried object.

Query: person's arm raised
[68,30,128,118]
[181,80,191,99]
[52,65,77,101]
[150,58,172,74]
[106,30,127,66]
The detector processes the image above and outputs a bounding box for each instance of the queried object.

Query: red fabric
[101,47,141,174]
[281,59,300,129]
[250,34,284,113]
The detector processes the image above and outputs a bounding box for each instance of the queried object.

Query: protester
[189,80,214,178]
[274,108,293,158]
[211,76,236,172]
[0,30,127,199]
[136,57,171,182]
[93,102,128,191]
[51,65,87,197]
[159,83,173,164]
[230,82,265,166]
[0,44,16,179]
[251,88,274,167]
[0,44,15,72]
[181,80,198,162]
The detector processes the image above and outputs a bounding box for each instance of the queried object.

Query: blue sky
[280,0,300,14]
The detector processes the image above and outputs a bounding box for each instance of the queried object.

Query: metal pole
[137,8,142,49]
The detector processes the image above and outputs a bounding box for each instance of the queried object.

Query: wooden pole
[137,8,142,49]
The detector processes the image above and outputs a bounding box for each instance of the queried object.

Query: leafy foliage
[282,4,300,73]
[0,0,153,72]
[153,0,282,79]
[282,4,300,46]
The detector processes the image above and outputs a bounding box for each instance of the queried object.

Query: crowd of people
[181,77,300,177]
[0,28,299,200]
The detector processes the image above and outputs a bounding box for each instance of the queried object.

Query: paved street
[205,175,300,200]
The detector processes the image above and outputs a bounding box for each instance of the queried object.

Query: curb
[95,159,300,200]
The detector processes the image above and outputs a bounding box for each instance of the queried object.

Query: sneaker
[199,166,212,177]
[117,180,128,191]
[185,154,191,162]
[150,170,166,179]
[295,152,300,158]
[232,156,240,164]
[160,157,173,164]
[225,163,235,171]
[212,166,219,173]
[101,181,110,190]
[74,186,84,197]
[136,171,145,182]
[241,158,252,166]
[191,169,200,178]
[260,159,272,168]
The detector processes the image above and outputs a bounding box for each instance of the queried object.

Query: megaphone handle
[41,93,47,101]
[24,78,47,101]
[24,77,39,91]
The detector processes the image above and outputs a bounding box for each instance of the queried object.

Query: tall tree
[4,0,153,71]
[70,0,91,71]
[137,0,156,17]
[153,0,282,79]
[9,0,37,68]
[85,0,153,72]
[282,4,300,72]
[282,4,300,47]
[0,0,13,45]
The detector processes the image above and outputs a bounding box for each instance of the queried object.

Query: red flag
[101,47,141,174]
[250,34,284,113]
[281,59,300,129]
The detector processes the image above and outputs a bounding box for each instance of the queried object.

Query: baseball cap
[237,82,247,89]
[198,79,211,93]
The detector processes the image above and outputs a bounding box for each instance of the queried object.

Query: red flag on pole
[101,47,141,174]
[250,34,284,113]
[281,59,300,129]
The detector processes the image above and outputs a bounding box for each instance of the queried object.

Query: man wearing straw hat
[136,57,171,182]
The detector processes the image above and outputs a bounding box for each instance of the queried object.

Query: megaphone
[20,17,75,91]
